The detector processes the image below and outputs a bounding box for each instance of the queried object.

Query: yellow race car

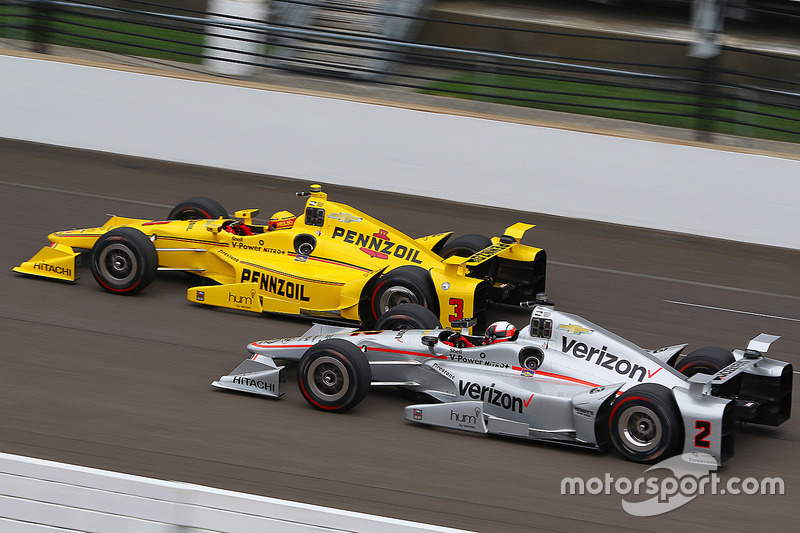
[14,185,546,329]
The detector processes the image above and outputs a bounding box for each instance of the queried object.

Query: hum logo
[450,407,482,429]
[451,410,477,425]
[229,293,253,306]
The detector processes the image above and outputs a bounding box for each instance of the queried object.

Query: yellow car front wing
[13,243,80,282]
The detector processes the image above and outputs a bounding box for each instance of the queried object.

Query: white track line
[664,300,800,374]
[664,300,800,323]
[552,261,800,301]
[0,180,173,208]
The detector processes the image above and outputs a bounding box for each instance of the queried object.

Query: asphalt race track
[1,138,798,532]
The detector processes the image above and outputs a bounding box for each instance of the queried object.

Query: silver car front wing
[212,355,285,398]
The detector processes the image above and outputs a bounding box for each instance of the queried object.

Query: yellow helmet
[268,211,296,231]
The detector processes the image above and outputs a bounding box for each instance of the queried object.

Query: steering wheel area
[221,220,254,236]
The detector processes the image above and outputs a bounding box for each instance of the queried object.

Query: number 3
[448,298,464,322]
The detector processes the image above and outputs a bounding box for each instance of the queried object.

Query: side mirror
[234,209,259,225]
[450,317,476,335]
[421,336,439,347]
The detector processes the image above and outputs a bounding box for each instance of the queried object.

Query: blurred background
[2,0,800,147]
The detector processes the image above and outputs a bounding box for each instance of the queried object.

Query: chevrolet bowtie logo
[328,212,362,223]
[557,324,593,335]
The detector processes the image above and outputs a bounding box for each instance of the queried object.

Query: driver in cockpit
[441,321,519,348]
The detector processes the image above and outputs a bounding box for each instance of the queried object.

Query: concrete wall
[1,51,798,249]
[0,452,467,532]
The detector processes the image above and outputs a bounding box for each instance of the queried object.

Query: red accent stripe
[303,255,372,273]
[238,260,343,286]
[250,342,314,349]
[519,368,601,388]
[156,235,228,246]
[364,346,447,360]
[54,232,105,238]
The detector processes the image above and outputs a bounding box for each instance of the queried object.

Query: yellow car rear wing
[443,223,535,275]
[502,222,535,242]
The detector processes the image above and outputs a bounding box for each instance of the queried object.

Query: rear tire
[609,384,683,464]
[167,197,228,220]
[440,234,497,278]
[297,339,371,413]
[91,228,158,295]
[675,347,735,377]
[370,266,438,322]
[439,234,492,259]
[375,303,441,330]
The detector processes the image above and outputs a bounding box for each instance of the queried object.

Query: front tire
[91,228,158,295]
[674,347,735,377]
[297,339,371,413]
[370,266,438,323]
[167,197,228,220]
[375,303,441,330]
[609,384,683,463]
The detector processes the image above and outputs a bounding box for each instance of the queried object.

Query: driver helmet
[484,321,519,344]
[268,211,296,231]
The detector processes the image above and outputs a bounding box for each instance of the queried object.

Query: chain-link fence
[2,0,799,144]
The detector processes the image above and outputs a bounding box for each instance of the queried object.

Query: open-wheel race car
[212,299,793,465]
[14,184,546,329]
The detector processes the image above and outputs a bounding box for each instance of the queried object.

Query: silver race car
[212,298,792,464]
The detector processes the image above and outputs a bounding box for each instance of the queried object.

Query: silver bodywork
[213,305,792,464]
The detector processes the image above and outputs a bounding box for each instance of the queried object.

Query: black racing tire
[439,234,492,259]
[167,197,228,220]
[91,228,158,295]
[609,384,683,464]
[297,339,372,413]
[674,347,735,377]
[375,303,441,330]
[370,266,438,323]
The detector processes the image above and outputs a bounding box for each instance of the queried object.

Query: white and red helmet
[484,321,519,344]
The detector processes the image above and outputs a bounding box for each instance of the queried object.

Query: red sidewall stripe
[299,350,351,411]
[94,239,141,293]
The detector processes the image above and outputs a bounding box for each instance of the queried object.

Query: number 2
[694,420,711,448]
